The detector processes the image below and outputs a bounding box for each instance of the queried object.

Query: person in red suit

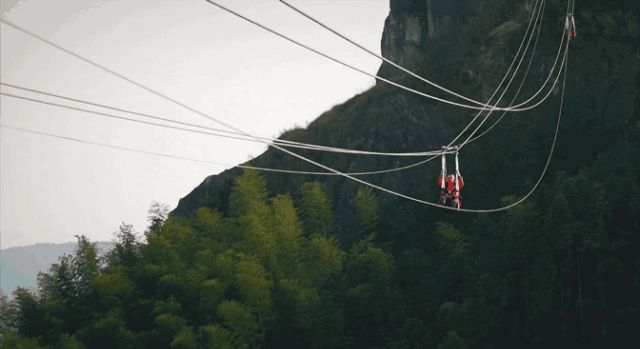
[450,174,464,209]
[438,153,449,205]
[437,151,465,209]
[437,174,448,205]
[567,14,577,40]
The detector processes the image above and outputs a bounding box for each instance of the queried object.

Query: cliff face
[377,0,476,77]
[174,0,639,246]
[377,0,429,76]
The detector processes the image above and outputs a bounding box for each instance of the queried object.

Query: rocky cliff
[377,0,430,77]
[377,0,476,77]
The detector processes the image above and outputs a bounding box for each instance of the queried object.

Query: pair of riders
[435,13,577,210]
[437,149,464,209]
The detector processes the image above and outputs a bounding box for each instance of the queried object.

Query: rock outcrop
[377,0,429,76]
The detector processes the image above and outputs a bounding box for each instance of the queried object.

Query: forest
[1,161,639,348]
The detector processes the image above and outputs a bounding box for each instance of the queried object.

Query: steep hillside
[174,0,639,244]
[167,1,640,345]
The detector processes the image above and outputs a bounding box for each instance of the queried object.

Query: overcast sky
[1,0,389,248]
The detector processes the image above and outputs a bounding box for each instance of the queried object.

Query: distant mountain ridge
[0,241,111,295]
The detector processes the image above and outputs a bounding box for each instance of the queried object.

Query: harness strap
[454,150,460,192]
[441,153,447,189]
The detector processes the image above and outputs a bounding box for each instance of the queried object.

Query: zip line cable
[0,85,451,158]
[306,53,567,213]
[0,92,263,144]
[279,0,552,112]
[0,14,571,212]
[445,0,547,148]
[487,0,571,114]
[0,91,445,177]
[1,49,555,162]
[0,82,316,149]
[465,33,563,145]
[202,0,559,112]
[2,76,543,158]
[0,125,229,169]
[1,124,439,176]
[7,77,565,180]
[0,0,556,157]
[205,0,551,113]
[0,0,562,160]
[494,21,567,110]
[2,56,569,211]
[461,40,569,149]
[437,0,573,148]
[281,0,567,114]
[458,0,573,148]
[0,18,446,185]
[452,0,574,149]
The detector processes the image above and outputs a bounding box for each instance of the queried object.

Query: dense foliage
[1,0,638,347]
[1,173,390,348]
[2,162,639,348]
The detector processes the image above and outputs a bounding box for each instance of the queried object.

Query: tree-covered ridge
[1,171,395,348]
[3,158,639,348]
[173,0,639,248]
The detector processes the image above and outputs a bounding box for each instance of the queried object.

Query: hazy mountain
[0,241,111,295]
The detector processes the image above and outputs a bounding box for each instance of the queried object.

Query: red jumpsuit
[450,175,464,209]
[437,175,448,205]
[568,16,577,40]
[446,175,456,195]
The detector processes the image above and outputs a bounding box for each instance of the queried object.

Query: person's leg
[439,190,448,205]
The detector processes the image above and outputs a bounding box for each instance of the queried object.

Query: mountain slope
[174,0,639,245]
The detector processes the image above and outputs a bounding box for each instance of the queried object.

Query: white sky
[0,0,389,248]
